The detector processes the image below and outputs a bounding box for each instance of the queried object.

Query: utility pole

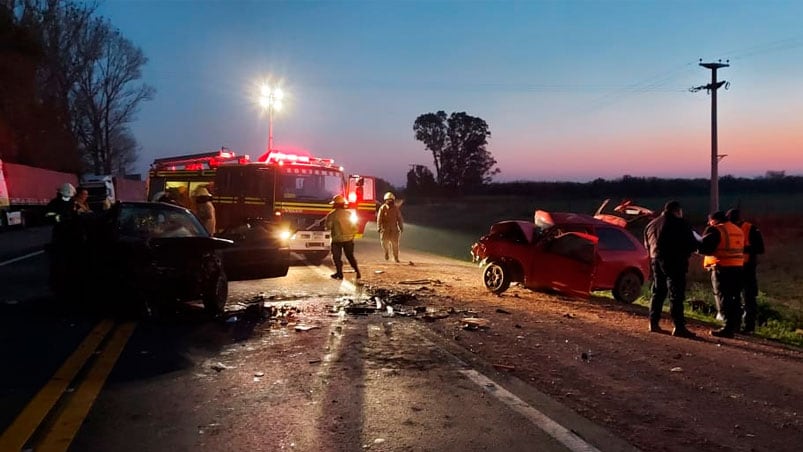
[691,60,729,213]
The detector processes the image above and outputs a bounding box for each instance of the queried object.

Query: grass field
[396,194,803,345]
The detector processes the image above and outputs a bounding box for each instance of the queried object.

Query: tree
[405,164,437,196]
[413,111,498,191]
[71,21,154,174]
[13,0,153,174]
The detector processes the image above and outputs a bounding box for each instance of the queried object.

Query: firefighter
[643,200,699,338]
[377,192,404,262]
[726,208,765,334]
[45,183,77,224]
[193,186,216,234]
[700,211,745,338]
[325,194,361,280]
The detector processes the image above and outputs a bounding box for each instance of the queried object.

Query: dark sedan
[49,202,233,316]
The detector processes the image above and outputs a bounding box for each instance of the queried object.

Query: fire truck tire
[304,251,329,265]
[202,269,228,315]
[482,261,511,294]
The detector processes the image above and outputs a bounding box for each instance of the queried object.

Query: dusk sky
[98,0,803,186]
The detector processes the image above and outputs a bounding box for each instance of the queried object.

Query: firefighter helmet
[59,183,76,198]
[383,192,395,201]
[331,194,346,205]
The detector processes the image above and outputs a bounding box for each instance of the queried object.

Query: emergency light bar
[257,150,338,168]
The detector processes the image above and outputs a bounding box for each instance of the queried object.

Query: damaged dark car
[49,202,233,316]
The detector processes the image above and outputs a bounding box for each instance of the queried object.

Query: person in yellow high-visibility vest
[699,211,745,338]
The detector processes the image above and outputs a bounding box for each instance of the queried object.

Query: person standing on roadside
[325,194,361,280]
[725,208,765,334]
[377,191,404,262]
[73,187,92,214]
[700,211,745,338]
[643,200,699,338]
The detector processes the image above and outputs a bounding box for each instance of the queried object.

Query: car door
[525,231,597,298]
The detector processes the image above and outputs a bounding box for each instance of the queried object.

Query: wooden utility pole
[691,60,729,213]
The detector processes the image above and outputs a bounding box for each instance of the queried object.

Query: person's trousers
[379,229,400,261]
[711,266,743,332]
[649,259,688,328]
[741,261,758,331]
[331,240,359,275]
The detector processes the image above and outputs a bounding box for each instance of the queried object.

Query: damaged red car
[470,210,650,302]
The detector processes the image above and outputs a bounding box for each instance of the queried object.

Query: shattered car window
[117,205,208,238]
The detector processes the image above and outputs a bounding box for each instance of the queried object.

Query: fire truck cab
[148,148,376,265]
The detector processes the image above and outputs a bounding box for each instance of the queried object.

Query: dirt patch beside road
[356,243,803,452]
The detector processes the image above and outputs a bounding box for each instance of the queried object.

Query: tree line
[0,0,152,175]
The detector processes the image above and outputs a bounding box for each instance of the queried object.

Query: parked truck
[0,158,79,229]
[80,174,147,211]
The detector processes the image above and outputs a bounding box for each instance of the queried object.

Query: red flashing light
[186,163,203,171]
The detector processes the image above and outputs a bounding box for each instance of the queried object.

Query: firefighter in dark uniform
[699,211,745,338]
[643,200,699,338]
[726,208,765,334]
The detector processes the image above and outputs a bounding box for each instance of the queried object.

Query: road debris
[496,308,511,314]
[294,324,321,332]
[254,371,265,377]
[462,317,491,330]
[374,270,384,274]
[493,363,515,372]
[670,367,684,373]
[211,362,230,372]
[398,278,442,285]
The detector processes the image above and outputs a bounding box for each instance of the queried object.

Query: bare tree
[73,23,154,174]
[14,0,153,175]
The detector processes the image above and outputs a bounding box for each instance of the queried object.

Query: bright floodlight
[258,82,287,152]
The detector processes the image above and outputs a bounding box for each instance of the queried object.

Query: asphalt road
[0,228,633,452]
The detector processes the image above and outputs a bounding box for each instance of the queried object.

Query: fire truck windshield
[278,167,344,203]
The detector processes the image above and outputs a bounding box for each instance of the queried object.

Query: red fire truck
[147,148,377,263]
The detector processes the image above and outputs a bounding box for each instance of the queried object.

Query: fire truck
[147,148,377,263]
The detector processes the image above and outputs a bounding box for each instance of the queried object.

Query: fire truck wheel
[202,269,228,315]
[304,251,329,265]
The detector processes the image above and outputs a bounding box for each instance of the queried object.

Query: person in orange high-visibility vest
[699,211,745,338]
[726,208,765,334]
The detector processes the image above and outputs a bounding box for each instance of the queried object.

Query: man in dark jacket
[725,208,765,334]
[643,200,699,338]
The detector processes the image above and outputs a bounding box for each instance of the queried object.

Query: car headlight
[349,210,358,225]
[279,229,292,241]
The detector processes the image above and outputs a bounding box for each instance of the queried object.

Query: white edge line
[0,250,45,267]
[460,369,602,452]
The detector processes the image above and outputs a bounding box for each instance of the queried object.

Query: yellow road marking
[37,322,137,452]
[0,319,115,452]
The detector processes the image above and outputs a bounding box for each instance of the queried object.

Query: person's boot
[710,327,735,338]
[648,321,665,333]
[330,271,343,280]
[671,326,697,339]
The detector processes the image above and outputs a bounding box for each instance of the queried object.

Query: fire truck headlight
[349,211,358,225]
[278,229,292,241]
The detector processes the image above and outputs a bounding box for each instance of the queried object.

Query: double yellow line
[0,319,136,452]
